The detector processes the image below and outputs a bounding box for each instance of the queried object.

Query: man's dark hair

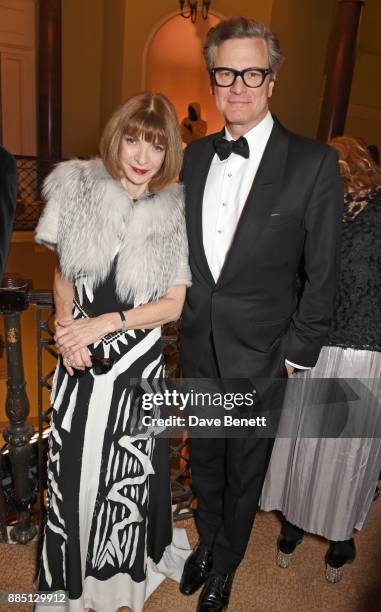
[204,16,284,82]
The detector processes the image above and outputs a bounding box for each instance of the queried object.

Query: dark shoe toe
[180,544,213,596]
[197,571,234,611]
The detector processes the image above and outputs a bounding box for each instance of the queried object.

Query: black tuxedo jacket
[180,117,343,379]
[0,146,17,278]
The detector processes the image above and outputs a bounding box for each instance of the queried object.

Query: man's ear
[268,79,275,99]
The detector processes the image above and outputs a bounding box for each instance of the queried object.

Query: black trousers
[185,333,281,573]
[189,435,274,573]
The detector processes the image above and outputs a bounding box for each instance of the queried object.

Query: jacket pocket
[267,214,301,229]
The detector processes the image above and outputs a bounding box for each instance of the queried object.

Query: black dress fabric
[329,188,381,352]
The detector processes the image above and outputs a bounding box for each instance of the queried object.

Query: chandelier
[179,1,211,24]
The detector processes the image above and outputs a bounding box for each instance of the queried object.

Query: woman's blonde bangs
[100,93,183,191]
[124,111,167,147]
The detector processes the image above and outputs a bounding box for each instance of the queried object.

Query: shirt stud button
[217,230,223,234]
[222,202,227,207]
[227,173,232,178]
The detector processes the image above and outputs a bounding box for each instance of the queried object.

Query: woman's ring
[64,356,74,367]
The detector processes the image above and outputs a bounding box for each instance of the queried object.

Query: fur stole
[35,158,191,305]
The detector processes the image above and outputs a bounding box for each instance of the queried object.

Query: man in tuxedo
[179,16,343,611]
[0,146,17,278]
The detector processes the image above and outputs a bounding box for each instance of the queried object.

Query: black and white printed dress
[37,262,190,612]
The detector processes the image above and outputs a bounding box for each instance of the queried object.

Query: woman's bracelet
[118,311,128,333]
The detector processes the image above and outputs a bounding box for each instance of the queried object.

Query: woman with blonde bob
[35,93,191,611]
[261,136,381,583]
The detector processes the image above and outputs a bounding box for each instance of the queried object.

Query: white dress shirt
[202,111,308,371]
[203,112,274,282]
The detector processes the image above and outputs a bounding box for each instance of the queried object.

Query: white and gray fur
[35,158,191,305]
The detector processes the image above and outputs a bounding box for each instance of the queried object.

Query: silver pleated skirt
[260,346,381,541]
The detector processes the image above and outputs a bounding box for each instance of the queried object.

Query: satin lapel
[186,132,223,287]
[216,119,290,289]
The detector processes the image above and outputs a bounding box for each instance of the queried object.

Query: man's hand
[285,361,295,378]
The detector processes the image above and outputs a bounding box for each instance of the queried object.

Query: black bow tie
[213,135,250,161]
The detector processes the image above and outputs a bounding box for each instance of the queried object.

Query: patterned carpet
[1,501,380,612]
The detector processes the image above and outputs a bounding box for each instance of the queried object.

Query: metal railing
[14,156,59,231]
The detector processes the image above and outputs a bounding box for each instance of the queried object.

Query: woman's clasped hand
[54,313,116,356]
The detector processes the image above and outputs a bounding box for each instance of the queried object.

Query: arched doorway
[144,13,224,137]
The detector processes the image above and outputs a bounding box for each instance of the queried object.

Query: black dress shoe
[197,570,235,611]
[180,543,213,596]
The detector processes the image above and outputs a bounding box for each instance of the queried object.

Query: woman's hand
[55,314,117,355]
[62,348,92,376]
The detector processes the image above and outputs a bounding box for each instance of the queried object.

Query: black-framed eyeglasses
[210,67,272,88]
